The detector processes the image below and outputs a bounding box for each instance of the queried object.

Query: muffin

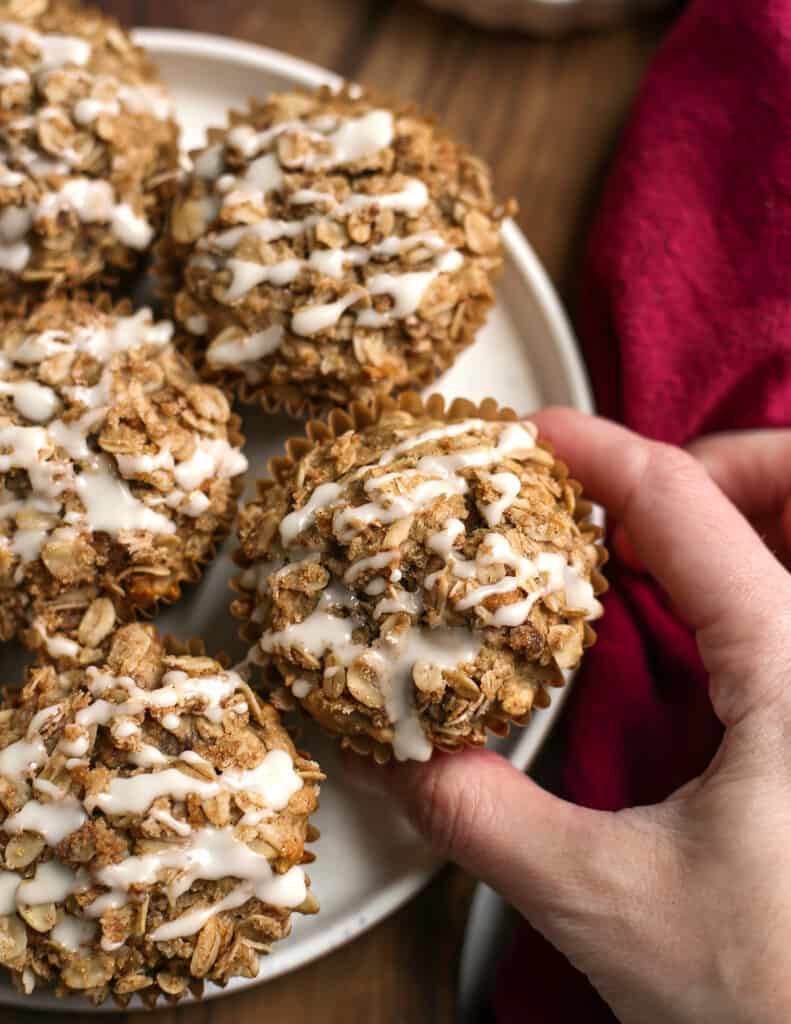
[160,85,511,416]
[0,622,321,1005]
[233,394,607,762]
[0,297,248,654]
[0,0,180,308]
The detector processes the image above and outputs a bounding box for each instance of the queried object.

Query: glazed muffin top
[235,400,605,761]
[164,86,511,415]
[0,622,321,1005]
[0,0,179,297]
[0,297,247,649]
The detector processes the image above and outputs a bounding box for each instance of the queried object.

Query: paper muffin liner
[230,390,608,762]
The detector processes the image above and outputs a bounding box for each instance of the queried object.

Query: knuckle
[620,438,708,512]
[646,440,704,484]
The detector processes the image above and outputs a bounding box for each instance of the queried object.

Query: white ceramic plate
[0,30,592,1012]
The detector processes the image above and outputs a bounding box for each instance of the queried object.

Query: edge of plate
[3,29,594,1012]
[132,27,343,90]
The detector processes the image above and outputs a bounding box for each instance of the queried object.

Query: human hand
[375,411,791,1024]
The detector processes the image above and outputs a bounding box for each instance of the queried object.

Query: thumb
[384,748,651,931]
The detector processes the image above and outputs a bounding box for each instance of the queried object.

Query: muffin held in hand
[160,85,512,416]
[0,0,180,307]
[233,394,607,763]
[0,297,248,655]
[0,622,321,1006]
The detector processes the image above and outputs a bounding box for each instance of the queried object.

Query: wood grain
[6,2,672,1020]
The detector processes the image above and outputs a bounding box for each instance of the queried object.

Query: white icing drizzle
[291,289,364,337]
[74,457,176,536]
[279,481,342,544]
[0,309,244,564]
[0,378,59,421]
[57,733,89,758]
[315,109,393,167]
[50,914,96,952]
[0,735,47,780]
[0,24,91,71]
[148,883,254,941]
[0,27,175,269]
[3,796,86,844]
[150,807,192,837]
[223,110,392,171]
[186,313,208,335]
[220,238,442,301]
[261,605,361,665]
[292,179,429,217]
[213,215,318,250]
[0,870,20,914]
[16,860,77,906]
[427,517,465,559]
[206,324,284,367]
[366,627,481,761]
[87,748,302,817]
[77,666,243,729]
[34,620,81,660]
[291,679,314,699]
[373,588,423,619]
[479,472,522,527]
[115,438,247,495]
[344,548,400,583]
[261,418,601,760]
[97,825,306,910]
[128,744,169,768]
[428,530,602,625]
[82,889,128,920]
[0,659,309,932]
[110,202,153,249]
[2,180,156,265]
[190,105,467,352]
[290,246,461,336]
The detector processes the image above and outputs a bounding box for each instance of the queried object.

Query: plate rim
[2,29,594,1011]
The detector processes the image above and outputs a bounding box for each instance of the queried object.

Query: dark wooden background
[7,2,674,1020]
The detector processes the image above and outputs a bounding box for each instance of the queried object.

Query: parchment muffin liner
[155,86,512,420]
[231,391,608,763]
[0,622,322,1007]
[0,294,248,660]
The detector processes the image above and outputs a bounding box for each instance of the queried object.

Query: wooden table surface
[6,2,673,1021]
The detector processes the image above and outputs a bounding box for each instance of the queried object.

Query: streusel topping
[235,407,605,762]
[0,298,247,649]
[0,0,179,299]
[163,86,509,414]
[0,623,321,1005]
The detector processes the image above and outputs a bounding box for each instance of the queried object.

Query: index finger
[529,408,791,638]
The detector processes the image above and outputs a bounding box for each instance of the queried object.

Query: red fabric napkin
[494,0,791,1019]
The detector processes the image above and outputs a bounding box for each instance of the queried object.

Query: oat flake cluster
[0,0,180,307]
[160,86,510,415]
[0,297,248,655]
[234,399,607,762]
[0,623,321,1005]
